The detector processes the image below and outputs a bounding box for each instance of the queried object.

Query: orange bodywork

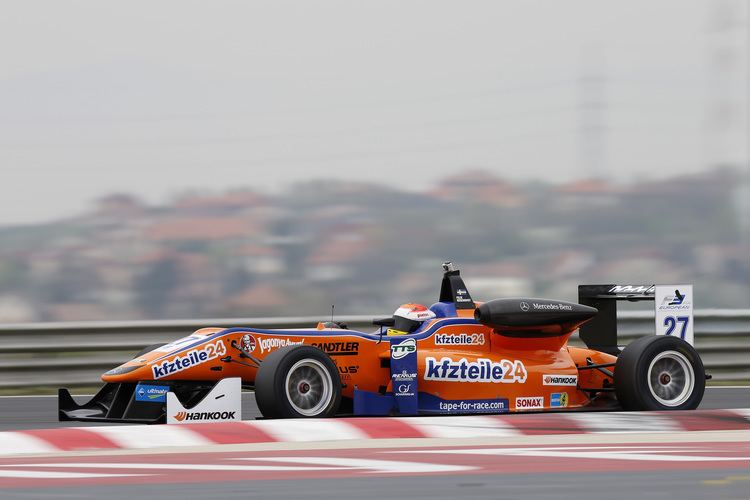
[103,308,617,413]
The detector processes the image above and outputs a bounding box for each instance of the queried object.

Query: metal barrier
[0,311,748,388]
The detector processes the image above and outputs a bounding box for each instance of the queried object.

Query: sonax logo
[515,396,544,409]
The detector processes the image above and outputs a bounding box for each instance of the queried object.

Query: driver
[388,303,436,335]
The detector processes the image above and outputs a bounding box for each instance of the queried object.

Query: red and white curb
[2,409,749,457]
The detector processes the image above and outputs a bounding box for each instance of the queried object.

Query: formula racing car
[59,263,706,423]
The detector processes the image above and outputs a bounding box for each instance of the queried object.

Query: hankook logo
[173,410,237,422]
[542,374,578,386]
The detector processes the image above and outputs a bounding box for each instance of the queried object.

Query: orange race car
[59,262,707,423]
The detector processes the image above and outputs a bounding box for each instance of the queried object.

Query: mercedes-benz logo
[520,301,530,312]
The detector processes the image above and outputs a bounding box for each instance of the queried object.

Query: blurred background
[0,0,748,323]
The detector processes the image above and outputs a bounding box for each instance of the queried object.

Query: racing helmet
[392,303,436,333]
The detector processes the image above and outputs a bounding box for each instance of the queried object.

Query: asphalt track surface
[1,435,749,499]
[0,387,747,431]
[6,470,750,500]
[0,389,748,500]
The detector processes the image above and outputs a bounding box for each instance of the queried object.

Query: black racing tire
[615,335,705,411]
[255,345,341,419]
[134,343,167,358]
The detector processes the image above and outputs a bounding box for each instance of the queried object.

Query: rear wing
[578,284,694,355]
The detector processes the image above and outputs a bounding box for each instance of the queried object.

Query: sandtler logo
[542,374,578,386]
[515,396,544,409]
[151,340,226,379]
[173,411,237,422]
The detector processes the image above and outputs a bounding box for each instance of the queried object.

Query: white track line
[0,470,149,478]
[247,419,369,442]
[0,433,59,454]
[89,425,213,449]
[395,415,520,438]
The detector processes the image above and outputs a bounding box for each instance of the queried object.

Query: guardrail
[0,311,748,389]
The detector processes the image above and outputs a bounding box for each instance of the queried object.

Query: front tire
[255,345,341,418]
[615,335,705,411]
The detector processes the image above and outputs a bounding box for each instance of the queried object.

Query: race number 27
[663,316,690,340]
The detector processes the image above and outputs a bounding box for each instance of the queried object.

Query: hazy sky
[1,0,747,224]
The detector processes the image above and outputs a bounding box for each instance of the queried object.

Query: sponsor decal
[311,341,359,356]
[151,340,226,379]
[515,396,544,409]
[242,334,256,352]
[437,399,508,413]
[608,285,655,294]
[455,288,472,303]
[396,383,414,397]
[387,328,408,336]
[434,333,485,346]
[542,374,578,386]
[173,410,237,422]
[337,365,358,380]
[418,393,509,414]
[391,338,416,360]
[391,370,417,383]
[657,289,691,311]
[655,285,694,345]
[135,384,169,403]
[424,357,527,383]
[392,369,418,381]
[531,302,573,311]
[241,334,256,353]
[258,337,304,354]
[520,301,530,312]
[392,365,416,398]
[550,392,569,407]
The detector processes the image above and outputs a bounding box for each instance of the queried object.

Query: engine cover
[474,298,597,337]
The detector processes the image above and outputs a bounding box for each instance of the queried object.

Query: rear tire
[255,345,341,418]
[615,335,705,410]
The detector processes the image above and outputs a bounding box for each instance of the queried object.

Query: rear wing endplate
[578,284,694,355]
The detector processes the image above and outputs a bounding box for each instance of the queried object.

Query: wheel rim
[647,350,694,407]
[284,359,333,416]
